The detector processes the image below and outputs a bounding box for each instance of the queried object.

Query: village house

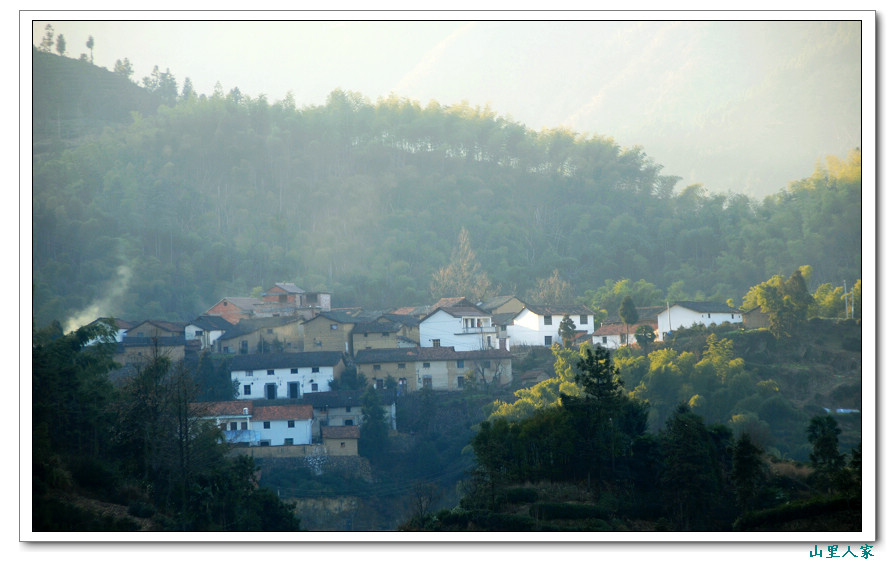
[85,317,134,343]
[477,295,527,316]
[354,346,513,393]
[300,388,397,436]
[656,301,743,341]
[321,425,360,456]
[185,315,233,350]
[419,300,498,351]
[204,297,262,324]
[113,320,190,366]
[254,282,332,320]
[302,308,379,355]
[215,315,305,354]
[231,351,345,401]
[742,306,771,329]
[592,306,663,349]
[506,304,595,348]
[193,401,315,447]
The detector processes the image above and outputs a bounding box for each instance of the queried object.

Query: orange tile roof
[253,403,313,421]
[322,425,361,439]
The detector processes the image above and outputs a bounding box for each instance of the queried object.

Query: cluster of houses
[93,282,752,453]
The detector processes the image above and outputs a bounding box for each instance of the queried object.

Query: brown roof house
[321,425,360,456]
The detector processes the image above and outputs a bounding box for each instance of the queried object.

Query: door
[265,383,277,400]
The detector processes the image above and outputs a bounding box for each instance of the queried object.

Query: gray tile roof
[672,301,740,313]
[230,351,344,371]
[355,346,512,364]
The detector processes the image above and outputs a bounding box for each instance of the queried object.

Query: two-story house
[300,388,397,436]
[302,309,379,356]
[254,282,332,320]
[419,303,498,351]
[656,301,743,341]
[354,346,513,392]
[231,351,345,401]
[204,297,263,325]
[506,305,595,347]
[215,315,305,354]
[193,401,314,447]
[114,320,189,366]
[185,315,233,350]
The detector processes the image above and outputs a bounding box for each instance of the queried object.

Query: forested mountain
[31,48,862,329]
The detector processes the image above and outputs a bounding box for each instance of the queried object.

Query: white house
[506,305,595,347]
[185,315,233,350]
[252,404,314,446]
[231,351,345,401]
[656,301,743,341]
[192,401,313,446]
[419,305,497,351]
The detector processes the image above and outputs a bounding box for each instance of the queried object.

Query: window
[267,328,274,334]
[544,335,553,346]
[457,376,464,389]
[381,332,389,337]
[246,370,253,377]
[422,362,431,369]
[340,442,346,448]
[482,360,491,368]
[345,419,354,426]
[373,364,381,371]
[288,420,295,428]
[457,360,464,368]
[487,336,492,348]
[707,313,711,318]
[267,369,274,375]
[230,422,238,431]
[731,314,735,319]
[346,406,352,413]
[311,383,318,391]
[263,421,271,429]
[544,315,553,326]
[241,421,248,430]
[432,339,441,347]
[375,379,385,389]
[195,330,204,336]
[312,367,320,373]
[363,333,368,338]
[330,324,338,330]
[284,438,294,445]
[291,368,298,374]
[602,336,608,344]
[580,315,588,325]
[422,376,433,388]
[260,440,270,447]
[289,382,299,398]
[243,384,251,396]
[398,363,406,369]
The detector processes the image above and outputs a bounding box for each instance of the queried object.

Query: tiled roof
[523,304,594,317]
[593,321,657,336]
[671,301,740,313]
[322,425,361,439]
[130,320,188,334]
[215,297,263,311]
[217,315,304,340]
[90,317,136,330]
[254,403,313,421]
[477,295,523,311]
[314,309,379,324]
[230,351,344,371]
[190,315,235,331]
[267,282,305,294]
[490,312,517,327]
[355,346,512,364]
[381,313,421,327]
[117,336,186,348]
[192,401,252,417]
[433,297,477,309]
[421,305,489,322]
[352,320,402,334]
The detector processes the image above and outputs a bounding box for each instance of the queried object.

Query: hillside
[31,50,862,331]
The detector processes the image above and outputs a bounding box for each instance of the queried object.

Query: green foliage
[558,314,577,348]
[359,387,390,464]
[31,53,860,327]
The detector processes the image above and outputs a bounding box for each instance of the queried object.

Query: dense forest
[31,48,861,329]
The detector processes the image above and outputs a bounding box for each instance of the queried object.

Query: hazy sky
[27,14,869,197]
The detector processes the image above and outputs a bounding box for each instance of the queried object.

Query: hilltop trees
[742,266,815,338]
[429,227,496,302]
[31,50,861,327]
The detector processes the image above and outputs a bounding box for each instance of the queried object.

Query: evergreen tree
[806,415,846,494]
[359,387,389,463]
[618,295,639,345]
[558,314,577,347]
